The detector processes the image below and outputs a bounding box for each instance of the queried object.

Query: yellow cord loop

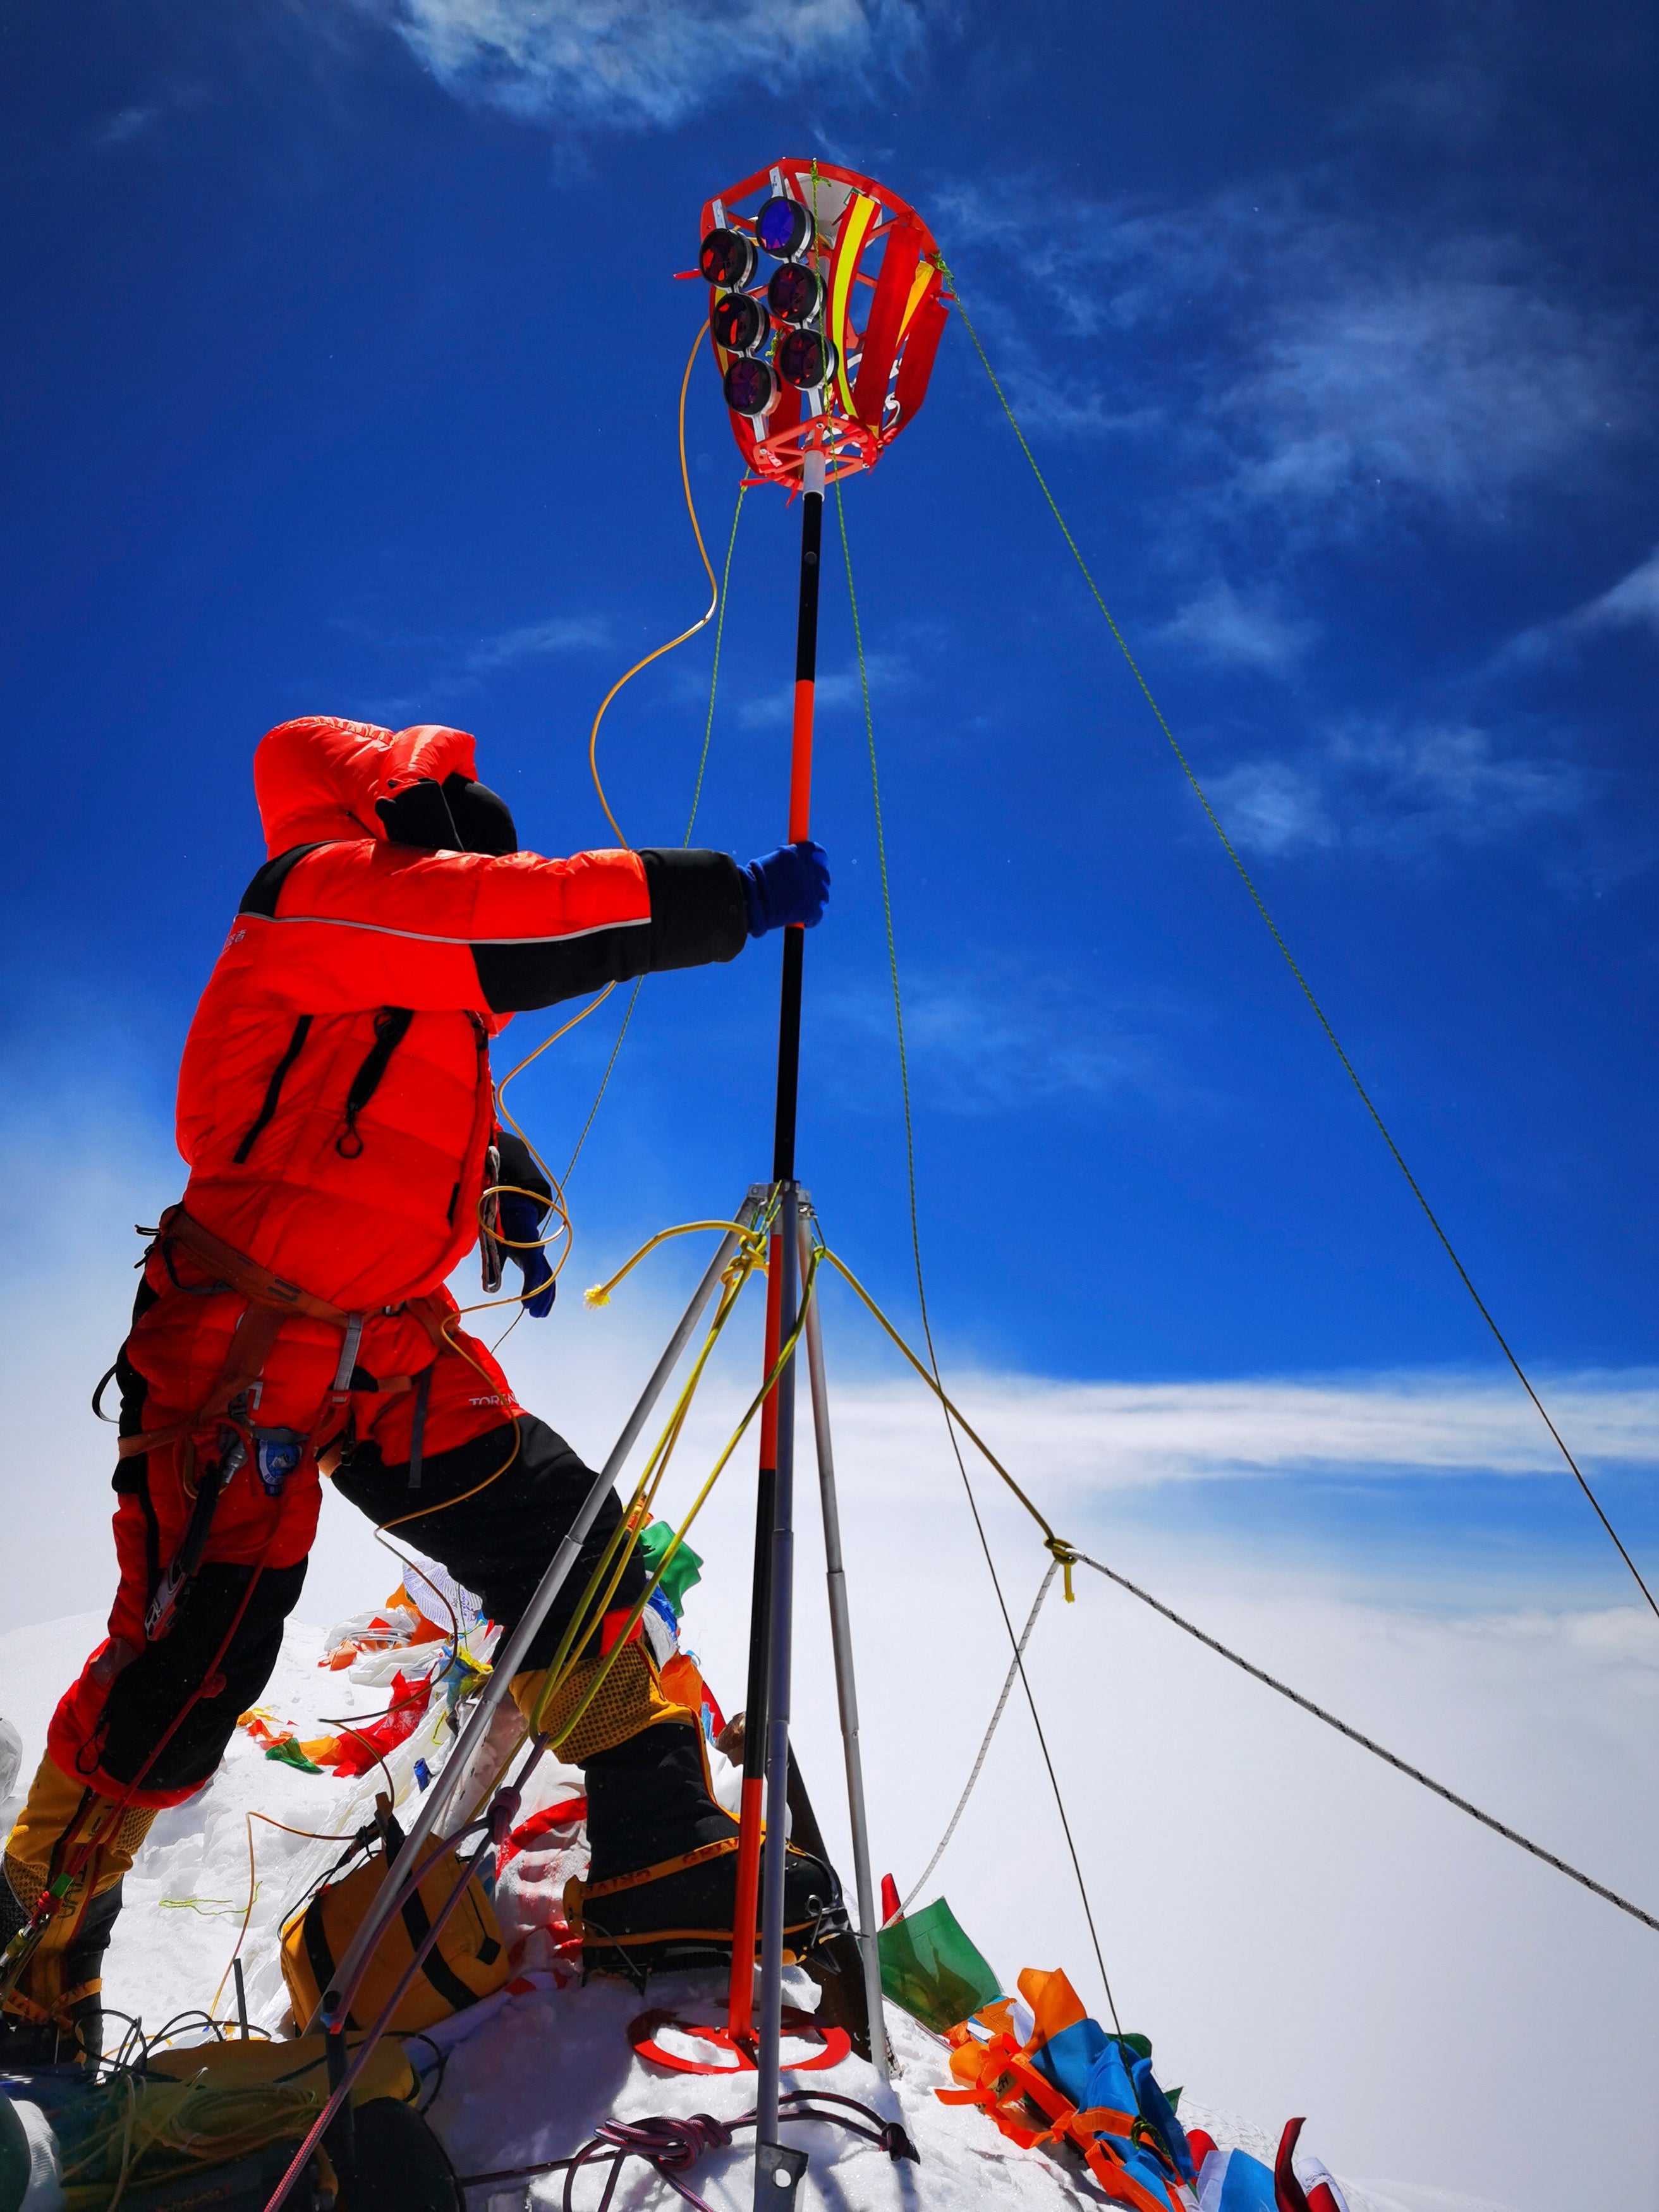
[483,322,740,1299]
[588,322,721,849]
[539,1248,823,1751]
[583,1210,775,1309]
[1046,1534,1078,1603]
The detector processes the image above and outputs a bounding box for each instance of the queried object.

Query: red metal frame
[696,157,951,490]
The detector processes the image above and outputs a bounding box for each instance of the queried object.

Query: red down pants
[51,1283,521,1810]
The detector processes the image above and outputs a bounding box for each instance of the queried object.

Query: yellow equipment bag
[280,1809,509,2034]
[147,2027,418,2106]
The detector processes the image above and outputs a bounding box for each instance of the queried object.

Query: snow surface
[0,1613,1511,2212]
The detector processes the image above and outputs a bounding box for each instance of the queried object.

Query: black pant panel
[94,1559,308,1792]
[331,1416,645,1670]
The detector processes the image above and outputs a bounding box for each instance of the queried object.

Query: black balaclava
[375,771,518,855]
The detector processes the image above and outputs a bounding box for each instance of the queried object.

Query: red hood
[253,717,480,858]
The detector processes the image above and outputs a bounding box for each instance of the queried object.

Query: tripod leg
[754,1182,801,2172]
[798,1207,892,2082]
[309,1189,763,2031]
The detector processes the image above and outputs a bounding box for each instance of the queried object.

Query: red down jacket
[126,714,744,1562]
[51,715,749,1801]
[180,715,746,1312]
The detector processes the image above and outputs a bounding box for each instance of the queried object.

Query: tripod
[308,449,887,2209]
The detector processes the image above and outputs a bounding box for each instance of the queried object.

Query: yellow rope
[588,323,721,848]
[583,1212,772,1308]
[813,1244,1064,1551]
[485,324,738,1284]
[526,1232,771,1735]
[542,1248,823,1750]
[553,480,749,1196]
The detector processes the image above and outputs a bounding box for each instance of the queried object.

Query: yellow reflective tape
[830,193,877,416]
[896,254,934,343]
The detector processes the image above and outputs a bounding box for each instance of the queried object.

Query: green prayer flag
[877,1896,1002,2035]
[639,1521,703,1616]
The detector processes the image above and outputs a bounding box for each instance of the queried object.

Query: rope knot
[1045,1534,1078,1602]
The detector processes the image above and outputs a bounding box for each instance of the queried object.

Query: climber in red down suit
[0,715,836,2063]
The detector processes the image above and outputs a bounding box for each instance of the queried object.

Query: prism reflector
[767,262,823,327]
[700,228,758,288]
[775,328,837,392]
[722,356,781,418]
[696,158,949,489]
[709,289,770,355]
[755,195,813,260]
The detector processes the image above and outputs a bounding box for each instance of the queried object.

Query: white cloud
[1209,720,1584,858]
[94,104,165,146]
[1505,543,1659,662]
[939,178,1646,536]
[465,611,611,672]
[88,82,209,149]
[1579,544,1659,635]
[1158,581,1317,671]
[368,0,926,128]
[733,644,921,727]
[808,1364,1659,1492]
[822,964,1161,1114]
[1208,755,1335,854]
[1222,264,1632,520]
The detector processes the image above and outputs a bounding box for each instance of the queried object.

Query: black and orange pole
[727,435,825,2195]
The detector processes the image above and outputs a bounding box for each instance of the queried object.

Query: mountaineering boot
[569,1717,846,1980]
[1,1864,126,2071]
[1,1754,155,2069]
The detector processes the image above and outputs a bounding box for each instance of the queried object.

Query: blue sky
[4,0,1655,1591]
[4,7,1659,2199]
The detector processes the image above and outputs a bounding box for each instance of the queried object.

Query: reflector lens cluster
[699,190,836,421]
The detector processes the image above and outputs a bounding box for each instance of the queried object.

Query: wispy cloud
[88,82,209,149]
[365,0,928,129]
[1504,544,1659,664]
[465,612,611,673]
[805,1365,1659,1495]
[1220,258,1633,521]
[94,105,166,147]
[735,652,909,729]
[1158,581,1317,671]
[1208,719,1585,858]
[939,176,1648,539]
[821,963,1163,1115]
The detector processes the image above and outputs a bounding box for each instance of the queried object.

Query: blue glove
[497,1191,556,1318]
[740,841,830,937]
